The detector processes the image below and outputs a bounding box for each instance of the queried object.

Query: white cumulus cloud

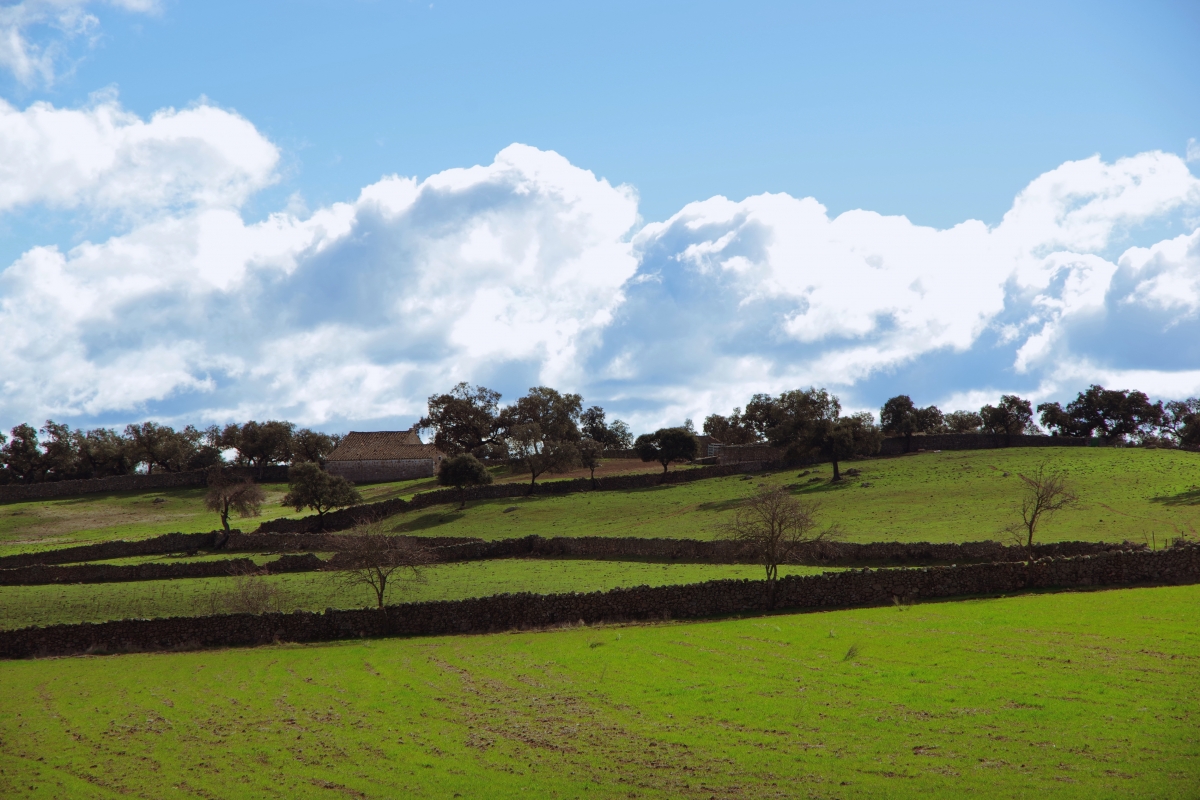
[0,99,639,426]
[0,93,278,217]
[0,1,157,87]
[1,95,1200,433]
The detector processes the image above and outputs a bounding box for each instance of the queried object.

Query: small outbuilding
[324,428,445,482]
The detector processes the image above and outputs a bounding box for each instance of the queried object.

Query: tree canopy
[498,386,584,490]
[281,462,362,523]
[1037,385,1162,442]
[580,406,633,450]
[634,427,699,477]
[420,382,503,457]
[437,453,493,508]
[702,408,759,445]
[880,395,943,451]
[980,395,1035,437]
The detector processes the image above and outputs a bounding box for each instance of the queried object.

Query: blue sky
[0,0,1198,434]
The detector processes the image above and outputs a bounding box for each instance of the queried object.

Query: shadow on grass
[391,511,466,533]
[1150,489,1200,506]
[696,498,746,513]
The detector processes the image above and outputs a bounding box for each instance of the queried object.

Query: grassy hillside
[3,448,1199,555]
[0,560,837,630]
[2,583,1197,798]
[390,447,1200,545]
[0,462,668,556]
[0,478,428,556]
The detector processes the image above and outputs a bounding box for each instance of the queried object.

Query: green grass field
[0,462,671,557]
[0,477,434,557]
[4,448,1199,557]
[390,448,1200,545]
[2,583,1196,798]
[0,560,838,630]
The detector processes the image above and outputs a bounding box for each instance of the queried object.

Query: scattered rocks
[503,506,519,513]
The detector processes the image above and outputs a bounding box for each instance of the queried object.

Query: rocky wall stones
[3,545,1194,659]
[0,466,291,504]
[878,433,1090,455]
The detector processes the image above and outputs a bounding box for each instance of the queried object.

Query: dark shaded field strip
[0,533,1142,583]
[2,545,1195,659]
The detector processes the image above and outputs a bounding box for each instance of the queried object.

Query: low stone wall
[415,536,1141,567]
[0,558,258,586]
[0,531,229,569]
[256,460,777,534]
[879,433,1090,455]
[718,445,786,464]
[0,466,291,504]
[3,545,1196,659]
[0,528,1142,583]
[0,552,328,586]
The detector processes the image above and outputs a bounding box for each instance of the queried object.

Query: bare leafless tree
[204,466,267,531]
[332,522,432,609]
[718,486,841,595]
[1006,462,1078,556]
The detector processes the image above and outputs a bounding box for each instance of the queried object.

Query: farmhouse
[324,428,445,482]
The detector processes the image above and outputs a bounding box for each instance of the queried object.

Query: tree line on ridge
[3,382,1198,487]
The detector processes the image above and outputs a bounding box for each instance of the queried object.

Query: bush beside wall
[2,545,1196,659]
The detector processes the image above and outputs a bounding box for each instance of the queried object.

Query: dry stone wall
[0,532,1142,587]
[0,558,259,586]
[0,531,228,569]
[0,552,329,586]
[2,545,1196,659]
[878,433,1089,455]
[0,466,291,504]
[256,460,777,534]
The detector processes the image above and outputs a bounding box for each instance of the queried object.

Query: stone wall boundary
[878,433,1090,455]
[0,553,327,586]
[256,460,778,534]
[1,545,1196,659]
[0,532,1142,587]
[0,466,291,504]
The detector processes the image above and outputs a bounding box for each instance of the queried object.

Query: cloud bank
[1,96,1199,432]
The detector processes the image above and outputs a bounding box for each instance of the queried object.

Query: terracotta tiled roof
[326,430,439,462]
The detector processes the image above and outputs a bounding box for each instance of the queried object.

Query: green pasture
[2,583,1197,798]
[391,447,1200,545]
[4,448,1200,557]
[0,478,429,557]
[0,560,837,630]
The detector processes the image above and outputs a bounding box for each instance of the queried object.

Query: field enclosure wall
[878,433,1090,455]
[1,544,1195,659]
[256,460,779,534]
[0,528,1143,581]
[0,466,291,504]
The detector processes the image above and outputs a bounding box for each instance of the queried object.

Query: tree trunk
[375,572,387,609]
[831,456,841,481]
[220,502,230,532]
